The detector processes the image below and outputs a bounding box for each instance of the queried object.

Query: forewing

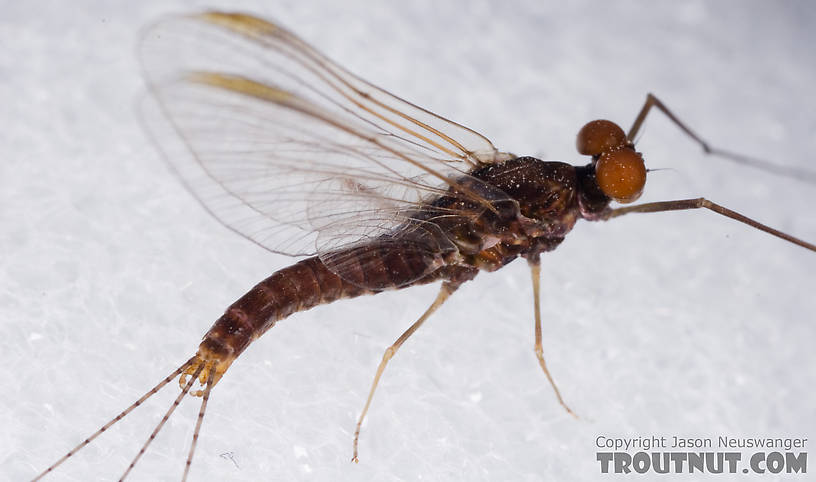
[139,12,512,287]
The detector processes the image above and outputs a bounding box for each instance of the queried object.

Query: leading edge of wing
[192,11,513,166]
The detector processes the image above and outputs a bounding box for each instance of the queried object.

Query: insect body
[33,11,816,481]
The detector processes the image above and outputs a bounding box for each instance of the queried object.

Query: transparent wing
[139,11,514,287]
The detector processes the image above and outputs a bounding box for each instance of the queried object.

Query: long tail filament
[31,357,196,481]
[182,366,215,481]
[118,363,204,481]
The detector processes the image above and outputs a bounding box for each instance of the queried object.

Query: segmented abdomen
[198,246,443,362]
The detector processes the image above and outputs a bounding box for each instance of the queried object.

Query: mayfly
[33,11,816,481]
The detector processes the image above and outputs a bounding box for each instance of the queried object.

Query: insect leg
[528,257,578,418]
[627,93,816,183]
[351,282,457,463]
[606,197,816,252]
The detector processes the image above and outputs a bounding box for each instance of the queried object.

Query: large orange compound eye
[595,147,646,203]
[576,119,627,156]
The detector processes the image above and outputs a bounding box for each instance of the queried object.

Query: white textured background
[2,1,815,481]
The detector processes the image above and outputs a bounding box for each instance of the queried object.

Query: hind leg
[351,281,458,462]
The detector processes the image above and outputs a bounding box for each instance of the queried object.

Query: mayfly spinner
[33,11,816,481]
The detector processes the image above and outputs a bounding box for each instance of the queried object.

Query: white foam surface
[2,1,815,481]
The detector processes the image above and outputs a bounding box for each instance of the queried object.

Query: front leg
[628,93,815,183]
[605,197,816,252]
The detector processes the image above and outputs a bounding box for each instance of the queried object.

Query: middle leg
[529,256,577,418]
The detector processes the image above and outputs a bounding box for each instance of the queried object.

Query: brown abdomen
[198,257,363,361]
[198,249,442,362]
